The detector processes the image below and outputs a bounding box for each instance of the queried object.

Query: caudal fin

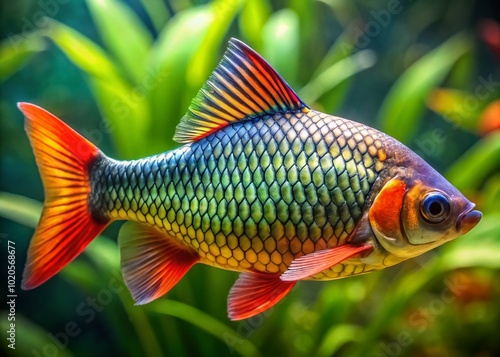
[18,103,109,290]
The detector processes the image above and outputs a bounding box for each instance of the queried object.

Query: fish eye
[420,192,451,223]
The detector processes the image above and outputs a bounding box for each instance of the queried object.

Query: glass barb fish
[19,39,482,320]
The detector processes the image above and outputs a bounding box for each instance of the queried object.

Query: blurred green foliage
[1,1,499,356]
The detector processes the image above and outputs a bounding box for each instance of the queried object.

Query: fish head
[368,155,482,261]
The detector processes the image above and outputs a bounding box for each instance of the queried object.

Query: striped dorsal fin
[173,38,308,143]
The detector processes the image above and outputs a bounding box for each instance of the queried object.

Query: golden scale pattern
[92,110,387,279]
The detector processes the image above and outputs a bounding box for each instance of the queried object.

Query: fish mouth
[456,204,482,235]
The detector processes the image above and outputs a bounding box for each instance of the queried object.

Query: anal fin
[118,222,198,305]
[228,272,296,321]
[280,244,373,281]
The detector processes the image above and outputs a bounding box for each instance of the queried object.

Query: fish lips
[456,204,482,235]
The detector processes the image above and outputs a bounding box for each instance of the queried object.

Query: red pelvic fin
[227,272,296,321]
[18,103,109,290]
[280,244,373,281]
[118,222,199,305]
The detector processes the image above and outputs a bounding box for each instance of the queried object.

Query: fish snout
[457,209,482,234]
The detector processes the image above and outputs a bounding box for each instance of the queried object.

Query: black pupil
[428,201,443,216]
[421,193,450,223]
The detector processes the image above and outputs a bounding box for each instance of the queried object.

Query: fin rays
[228,272,296,321]
[18,103,109,290]
[119,222,198,305]
[174,38,307,143]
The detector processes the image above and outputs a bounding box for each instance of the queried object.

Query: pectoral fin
[228,272,296,321]
[280,244,373,281]
[118,222,198,305]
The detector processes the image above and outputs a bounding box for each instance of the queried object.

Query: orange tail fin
[18,103,109,290]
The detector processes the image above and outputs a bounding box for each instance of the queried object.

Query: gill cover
[368,177,407,253]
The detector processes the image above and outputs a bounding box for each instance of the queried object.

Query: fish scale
[90,109,387,277]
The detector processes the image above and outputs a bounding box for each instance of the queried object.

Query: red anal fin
[173,38,308,143]
[118,222,198,305]
[280,244,373,281]
[18,103,109,290]
[227,272,296,321]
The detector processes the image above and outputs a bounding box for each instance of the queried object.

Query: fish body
[91,110,387,279]
[19,39,481,320]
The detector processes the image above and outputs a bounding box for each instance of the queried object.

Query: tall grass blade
[0,314,72,357]
[46,19,121,81]
[147,5,215,152]
[87,77,151,158]
[316,324,362,357]
[482,175,500,214]
[186,0,244,89]
[238,0,271,49]
[148,300,262,357]
[87,0,153,84]
[262,9,300,87]
[300,49,376,104]
[139,0,170,32]
[0,192,41,227]
[446,131,500,192]
[379,33,472,142]
[0,36,45,82]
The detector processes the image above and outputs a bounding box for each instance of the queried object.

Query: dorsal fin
[174,38,308,143]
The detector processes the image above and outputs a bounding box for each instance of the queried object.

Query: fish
[19,38,482,320]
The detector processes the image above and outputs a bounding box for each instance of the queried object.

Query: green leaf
[0,314,73,357]
[312,31,356,78]
[186,0,244,91]
[299,30,364,113]
[481,175,500,215]
[379,33,472,142]
[446,131,500,192]
[88,77,151,158]
[138,0,170,32]
[0,192,41,227]
[87,0,153,84]
[46,19,121,81]
[238,0,271,49]
[300,49,376,104]
[148,300,262,357]
[147,5,215,152]
[0,35,45,82]
[316,324,362,357]
[61,260,104,291]
[288,0,316,52]
[262,9,300,87]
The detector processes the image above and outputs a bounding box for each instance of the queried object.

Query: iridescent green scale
[92,109,386,276]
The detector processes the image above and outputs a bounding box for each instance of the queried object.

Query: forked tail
[18,103,110,289]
